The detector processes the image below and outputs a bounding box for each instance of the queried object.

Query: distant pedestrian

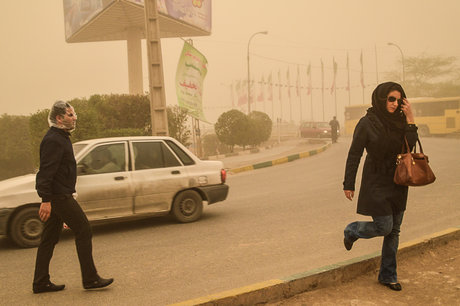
[33,101,113,293]
[342,82,418,291]
[329,116,340,143]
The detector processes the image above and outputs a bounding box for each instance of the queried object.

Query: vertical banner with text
[175,42,208,122]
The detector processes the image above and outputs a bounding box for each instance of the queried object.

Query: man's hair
[48,101,71,127]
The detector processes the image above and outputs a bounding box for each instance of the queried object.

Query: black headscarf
[366,82,407,161]
[367,82,407,131]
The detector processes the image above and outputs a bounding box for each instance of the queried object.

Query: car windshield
[73,143,88,156]
[317,122,329,128]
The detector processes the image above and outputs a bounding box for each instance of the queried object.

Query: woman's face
[386,90,401,113]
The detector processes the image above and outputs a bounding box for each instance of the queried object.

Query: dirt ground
[268,238,460,305]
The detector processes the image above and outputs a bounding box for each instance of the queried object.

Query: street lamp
[387,42,405,83]
[247,31,268,114]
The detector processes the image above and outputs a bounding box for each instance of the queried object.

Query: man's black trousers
[33,195,98,285]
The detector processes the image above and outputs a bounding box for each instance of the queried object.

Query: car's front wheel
[171,190,203,223]
[9,206,43,248]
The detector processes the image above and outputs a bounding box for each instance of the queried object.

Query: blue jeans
[344,211,404,283]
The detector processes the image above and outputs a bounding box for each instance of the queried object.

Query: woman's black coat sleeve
[405,124,418,150]
[343,118,368,191]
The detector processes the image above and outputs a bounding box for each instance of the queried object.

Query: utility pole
[144,0,168,135]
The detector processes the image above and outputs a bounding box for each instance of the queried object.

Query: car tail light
[221,169,227,183]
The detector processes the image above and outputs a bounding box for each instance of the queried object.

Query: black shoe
[381,282,402,291]
[83,276,114,290]
[33,282,65,294]
[343,237,354,251]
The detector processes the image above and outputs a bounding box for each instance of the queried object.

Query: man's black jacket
[36,127,76,202]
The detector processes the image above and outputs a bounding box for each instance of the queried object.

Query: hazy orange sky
[1,0,459,125]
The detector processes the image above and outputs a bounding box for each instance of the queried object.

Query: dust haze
[1,0,459,126]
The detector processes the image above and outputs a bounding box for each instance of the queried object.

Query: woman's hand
[344,190,354,201]
[401,98,415,123]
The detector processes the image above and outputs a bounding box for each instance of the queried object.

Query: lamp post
[387,42,405,83]
[247,31,268,114]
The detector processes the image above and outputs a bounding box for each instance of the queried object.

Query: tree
[70,97,102,141]
[202,133,231,157]
[29,109,51,167]
[167,106,192,147]
[90,94,151,131]
[0,114,35,180]
[214,109,250,151]
[28,94,152,167]
[386,55,459,97]
[247,111,272,146]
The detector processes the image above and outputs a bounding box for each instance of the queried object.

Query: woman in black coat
[343,82,418,291]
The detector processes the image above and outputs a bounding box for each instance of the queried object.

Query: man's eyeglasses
[387,96,403,104]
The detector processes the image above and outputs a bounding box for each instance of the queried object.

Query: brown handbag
[393,137,436,186]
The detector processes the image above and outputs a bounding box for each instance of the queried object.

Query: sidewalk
[270,235,460,305]
[172,228,460,305]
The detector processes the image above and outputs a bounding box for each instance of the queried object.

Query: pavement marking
[230,165,254,174]
[272,156,289,165]
[170,279,283,306]
[228,143,331,174]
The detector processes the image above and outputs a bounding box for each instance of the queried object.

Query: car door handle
[171,170,181,175]
[114,176,127,181]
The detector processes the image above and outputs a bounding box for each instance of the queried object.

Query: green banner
[175,42,208,122]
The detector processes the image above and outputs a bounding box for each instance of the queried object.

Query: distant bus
[344,97,460,136]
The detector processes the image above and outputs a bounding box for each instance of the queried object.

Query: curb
[228,143,332,174]
[170,226,460,306]
[204,143,277,161]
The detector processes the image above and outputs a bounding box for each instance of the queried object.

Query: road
[0,137,458,305]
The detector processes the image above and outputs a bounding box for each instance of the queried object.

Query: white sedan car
[0,136,229,248]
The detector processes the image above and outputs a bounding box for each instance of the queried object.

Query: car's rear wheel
[9,206,43,248]
[171,190,203,223]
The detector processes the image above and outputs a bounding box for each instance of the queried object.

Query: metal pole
[334,87,337,117]
[127,27,143,94]
[347,53,351,106]
[321,59,324,121]
[374,44,379,84]
[247,31,268,114]
[387,42,405,83]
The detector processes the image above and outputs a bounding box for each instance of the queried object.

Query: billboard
[64,0,212,40]
[128,0,212,32]
[175,42,208,122]
[63,0,109,39]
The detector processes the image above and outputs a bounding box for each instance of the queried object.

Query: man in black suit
[33,101,114,293]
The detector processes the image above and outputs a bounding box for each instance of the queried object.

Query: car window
[73,143,87,156]
[165,140,195,166]
[78,143,126,175]
[133,141,181,170]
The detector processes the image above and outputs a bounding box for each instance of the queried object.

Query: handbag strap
[401,136,424,154]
